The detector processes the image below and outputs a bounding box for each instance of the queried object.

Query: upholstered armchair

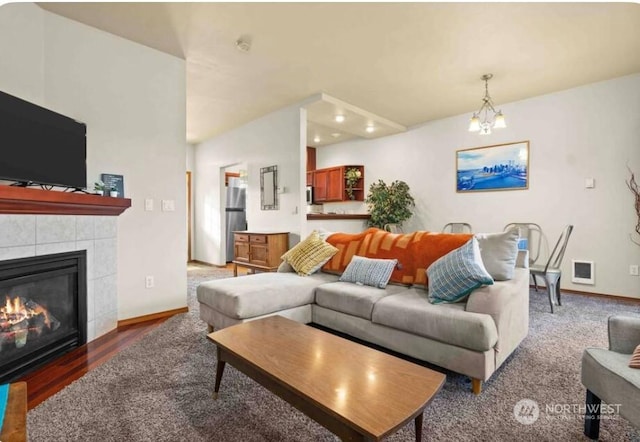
[581,315,640,439]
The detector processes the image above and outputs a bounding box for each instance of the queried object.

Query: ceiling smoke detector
[235,38,251,53]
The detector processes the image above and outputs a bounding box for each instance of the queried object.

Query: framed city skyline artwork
[456,141,530,192]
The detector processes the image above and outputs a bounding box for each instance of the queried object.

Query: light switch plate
[585,178,595,188]
[144,198,154,211]
[162,200,175,212]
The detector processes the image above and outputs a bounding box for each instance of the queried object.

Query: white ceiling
[38,2,640,145]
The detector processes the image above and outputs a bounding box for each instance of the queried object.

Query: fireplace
[0,251,87,383]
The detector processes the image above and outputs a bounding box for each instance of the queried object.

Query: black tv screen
[0,91,86,189]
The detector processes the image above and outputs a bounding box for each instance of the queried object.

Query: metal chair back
[442,223,472,233]
[544,225,574,272]
[383,223,402,234]
[504,222,543,266]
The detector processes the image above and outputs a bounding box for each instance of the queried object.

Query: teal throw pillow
[427,237,494,304]
[339,256,398,289]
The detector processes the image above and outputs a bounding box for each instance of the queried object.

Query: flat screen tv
[0,90,86,189]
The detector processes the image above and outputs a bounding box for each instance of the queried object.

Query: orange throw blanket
[323,227,472,286]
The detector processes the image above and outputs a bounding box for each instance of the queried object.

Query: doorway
[223,165,248,263]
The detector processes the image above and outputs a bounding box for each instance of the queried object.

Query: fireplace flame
[1,295,51,328]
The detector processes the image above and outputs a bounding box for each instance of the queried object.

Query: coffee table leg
[213,348,226,400]
[415,411,423,442]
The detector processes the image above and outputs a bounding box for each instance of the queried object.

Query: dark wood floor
[18,317,168,410]
[20,262,229,411]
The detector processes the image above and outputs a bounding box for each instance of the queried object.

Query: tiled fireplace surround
[0,214,117,342]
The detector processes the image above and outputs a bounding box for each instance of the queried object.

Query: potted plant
[365,179,415,229]
[93,181,105,196]
[109,186,118,198]
[344,167,362,200]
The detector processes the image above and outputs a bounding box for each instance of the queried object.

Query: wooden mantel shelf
[0,185,132,216]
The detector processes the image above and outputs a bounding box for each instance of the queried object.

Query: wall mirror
[260,165,278,210]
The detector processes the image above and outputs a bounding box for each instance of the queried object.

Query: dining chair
[504,222,543,289]
[442,223,473,233]
[529,225,574,313]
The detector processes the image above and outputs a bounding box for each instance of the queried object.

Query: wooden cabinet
[232,231,289,276]
[311,165,364,203]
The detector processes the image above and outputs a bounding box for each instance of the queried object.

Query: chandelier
[468,74,506,135]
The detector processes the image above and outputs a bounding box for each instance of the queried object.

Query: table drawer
[250,234,267,244]
[234,234,249,243]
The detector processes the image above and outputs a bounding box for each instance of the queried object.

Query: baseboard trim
[531,285,640,303]
[117,307,189,327]
[190,259,226,268]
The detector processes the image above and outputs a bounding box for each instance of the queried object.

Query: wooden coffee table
[207,316,445,441]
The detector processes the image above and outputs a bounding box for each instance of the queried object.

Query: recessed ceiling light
[331,133,341,138]
[335,115,345,123]
[366,124,375,133]
[313,136,320,143]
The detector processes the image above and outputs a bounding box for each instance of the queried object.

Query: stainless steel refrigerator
[225,178,247,262]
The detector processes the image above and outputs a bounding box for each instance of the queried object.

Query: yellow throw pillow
[630,344,640,369]
[281,230,338,276]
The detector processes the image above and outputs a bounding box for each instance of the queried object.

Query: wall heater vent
[572,260,595,285]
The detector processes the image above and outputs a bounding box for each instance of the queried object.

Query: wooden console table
[0,382,27,442]
[232,231,289,277]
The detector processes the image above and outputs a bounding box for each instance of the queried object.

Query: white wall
[317,74,640,299]
[194,105,305,265]
[0,3,187,323]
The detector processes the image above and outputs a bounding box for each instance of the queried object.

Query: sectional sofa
[197,228,530,394]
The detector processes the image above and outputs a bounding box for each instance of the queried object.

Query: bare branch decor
[627,168,640,246]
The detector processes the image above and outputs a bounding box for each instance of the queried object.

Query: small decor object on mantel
[101,173,124,198]
[345,167,362,200]
[93,181,105,196]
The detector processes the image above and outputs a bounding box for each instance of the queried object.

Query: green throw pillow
[427,237,494,304]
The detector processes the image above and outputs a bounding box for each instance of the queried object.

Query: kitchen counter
[306,213,371,220]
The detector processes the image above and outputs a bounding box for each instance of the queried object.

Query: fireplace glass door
[0,251,86,383]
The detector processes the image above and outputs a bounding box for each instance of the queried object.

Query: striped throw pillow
[339,256,398,289]
[281,230,338,276]
[427,237,494,304]
[630,345,640,369]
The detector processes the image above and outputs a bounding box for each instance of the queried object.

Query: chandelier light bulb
[468,115,480,132]
[335,115,345,123]
[493,111,506,128]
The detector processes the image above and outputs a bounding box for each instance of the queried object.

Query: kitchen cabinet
[311,165,364,203]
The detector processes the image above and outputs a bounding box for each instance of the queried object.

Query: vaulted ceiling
[39,3,640,144]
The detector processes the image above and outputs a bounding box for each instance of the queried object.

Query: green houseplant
[366,179,415,229]
[344,167,362,200]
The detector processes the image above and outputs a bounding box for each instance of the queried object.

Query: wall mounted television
[0,90,86,189]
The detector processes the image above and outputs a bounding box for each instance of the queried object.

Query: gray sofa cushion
[315,282,409,320]
[476,228,519,280]
[197,272,338,319]
[372,288,498,352]
[582,348,640,427]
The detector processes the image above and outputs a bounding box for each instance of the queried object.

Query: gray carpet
[28,264,640,441]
